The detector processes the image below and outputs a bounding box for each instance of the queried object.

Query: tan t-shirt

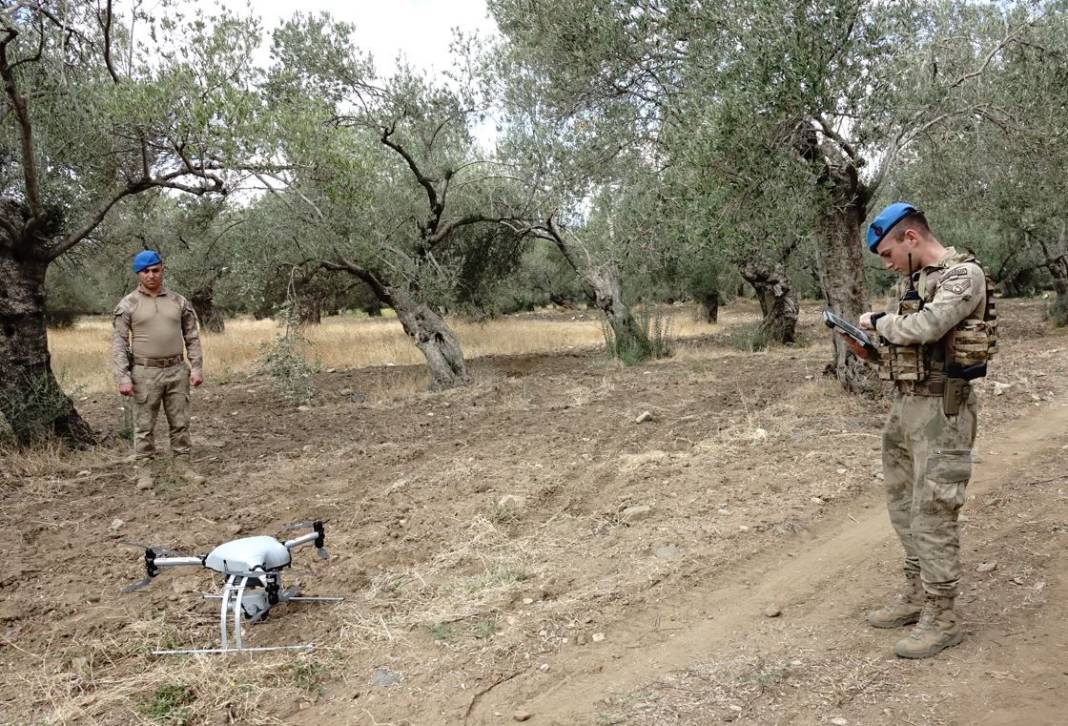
[111,287,203,385]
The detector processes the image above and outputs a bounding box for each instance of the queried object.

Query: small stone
[109,518,124,532]
[621,505,653,523]
[811,497,824,504]
[325,368,337,374]
[976,562,997,573]
[654,545,681,560]
[77,470,91,478]
[738,525,750,532]
[497,494,526,514]
[591,632,606,642]
[830,718,849,726]
[635,410,654,424]
[297,405,311,412]
[993,382,1011,396]
[513,711,532,722]
[370,666,401,687]
[339,388,353,396]
[228,524,242,536]
[538,663,550,672]
[764,605,782,618]
[522,597,534,605]
[718,507,731,515]
[836,468,846,475]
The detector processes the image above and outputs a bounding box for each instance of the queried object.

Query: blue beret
[866,202,917,252]
[132,250,162,273]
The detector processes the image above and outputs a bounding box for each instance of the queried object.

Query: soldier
[856,202,996,659]
[112,250,207,489]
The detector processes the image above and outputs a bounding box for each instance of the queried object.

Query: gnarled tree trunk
[0,245,94,445]
[323,261,468,390]
[586,261,648,358]
[700,290,720,324]
[811,165,877,393]
[388,287,468,390]
[190,285,225,333]
[741,258,798,343]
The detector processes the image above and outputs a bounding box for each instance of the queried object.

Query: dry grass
[48,306,740,395]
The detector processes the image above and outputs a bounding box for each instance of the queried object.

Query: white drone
[123,520,342,655]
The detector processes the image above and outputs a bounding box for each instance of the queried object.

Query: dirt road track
[471,399,1068,725]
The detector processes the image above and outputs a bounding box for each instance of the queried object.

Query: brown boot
[867,575,923,629]
[894,596,963,659]
[135,467,154,491]
[174,457,206,485]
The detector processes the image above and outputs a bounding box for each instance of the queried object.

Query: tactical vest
[877,252,997,383]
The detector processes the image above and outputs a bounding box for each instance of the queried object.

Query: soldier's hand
[118,383,134,397]
[859,312,875,331]
[190,371,203,388]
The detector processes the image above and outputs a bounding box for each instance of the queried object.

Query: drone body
[124,521,341,654]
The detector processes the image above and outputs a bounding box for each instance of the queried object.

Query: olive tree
[0,1,263,444]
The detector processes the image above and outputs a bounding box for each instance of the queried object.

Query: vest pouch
[885,344,928,381]
[948,320,989,367]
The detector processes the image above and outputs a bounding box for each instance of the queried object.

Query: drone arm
[284,521,327,559]
[283,532,317,551]
[154,556,206,569]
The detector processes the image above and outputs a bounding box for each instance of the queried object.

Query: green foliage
[424,621,459,642]
[725,322,773,353]
[140,683,196,725]
[256,303,319,406]
[282,660,329,696]
[601,306,673,366]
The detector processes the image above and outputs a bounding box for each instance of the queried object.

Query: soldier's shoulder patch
[943,280,971,296]
[942,266,970,281]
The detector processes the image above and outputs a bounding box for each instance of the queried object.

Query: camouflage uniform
[112,286,203,465]
[869,248,994,657]
[874,248,988,598]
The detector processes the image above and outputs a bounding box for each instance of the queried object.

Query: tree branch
[99,0,121,84]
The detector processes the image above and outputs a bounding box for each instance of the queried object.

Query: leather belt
[895,378,945,397]
[133,355,184,368]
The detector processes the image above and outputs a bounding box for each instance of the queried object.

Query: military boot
[174,457,206,485]
[135,467,154,491]
[894,596,963,659]
[867,574,924,629]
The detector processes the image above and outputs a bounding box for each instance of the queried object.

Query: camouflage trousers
[882,389,978,598]
[131,362,192,462]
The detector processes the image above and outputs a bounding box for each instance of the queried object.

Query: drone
[123,520,342,655]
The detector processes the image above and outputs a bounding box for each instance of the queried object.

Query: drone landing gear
[152,574,343,656]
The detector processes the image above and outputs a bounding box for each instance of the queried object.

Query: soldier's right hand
[118,383,134,397]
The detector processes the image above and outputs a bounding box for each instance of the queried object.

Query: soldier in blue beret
[858,203,997,658]
[112,251,206,489]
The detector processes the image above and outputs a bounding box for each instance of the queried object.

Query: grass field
[47,306,743,395]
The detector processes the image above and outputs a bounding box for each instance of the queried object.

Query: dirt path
[470,399,1068,725]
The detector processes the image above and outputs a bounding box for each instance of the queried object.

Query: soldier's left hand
[190,371,204,388]
[859,312,875,331]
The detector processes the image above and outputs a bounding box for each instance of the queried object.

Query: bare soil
[1,300,1066,726]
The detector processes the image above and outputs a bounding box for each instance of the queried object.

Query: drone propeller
[119,541,185,557]
[280,520,322,533]
[121,575,154,593]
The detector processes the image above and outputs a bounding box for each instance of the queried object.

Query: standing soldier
[857,203,996,659]
[112,250,207,489]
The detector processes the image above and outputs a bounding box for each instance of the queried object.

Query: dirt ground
[1,300,1066,726]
